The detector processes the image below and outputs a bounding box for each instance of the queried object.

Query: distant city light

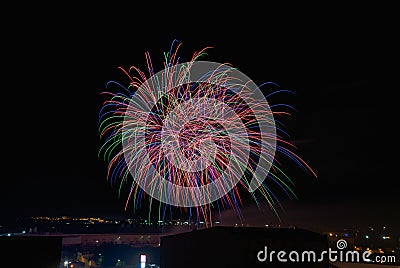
[140,254,147,268]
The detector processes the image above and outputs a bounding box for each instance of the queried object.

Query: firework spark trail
[98,40,317,226]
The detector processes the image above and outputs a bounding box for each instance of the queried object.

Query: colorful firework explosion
[98,40,316,226]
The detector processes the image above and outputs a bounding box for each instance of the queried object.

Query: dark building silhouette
[0,235,62,268]
[161,226,329,268]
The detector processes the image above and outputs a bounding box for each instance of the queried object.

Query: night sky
[2,6,396,233]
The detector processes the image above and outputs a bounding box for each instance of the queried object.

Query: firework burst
[98,40,316,226]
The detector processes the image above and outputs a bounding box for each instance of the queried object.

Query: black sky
[1,5,396,231]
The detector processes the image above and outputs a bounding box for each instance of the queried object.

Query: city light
[140,254,147,268]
